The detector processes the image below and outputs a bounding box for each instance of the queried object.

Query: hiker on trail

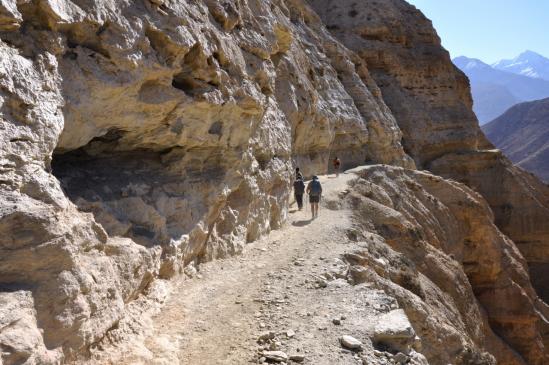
[333,157,341,177]
[306,175,322,219]
[293,176,305,210]
[295,167,303,180]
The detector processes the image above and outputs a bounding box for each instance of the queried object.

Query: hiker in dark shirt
[293,176,305,210]
[306,175,322,219]
[333,157,341,177]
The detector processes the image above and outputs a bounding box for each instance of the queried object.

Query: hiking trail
[80,171,395,365]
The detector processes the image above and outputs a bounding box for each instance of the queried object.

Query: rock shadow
[292,219,312,227]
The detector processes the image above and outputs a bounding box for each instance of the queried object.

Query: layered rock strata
[345,166,549,365]
[0,0,548,364]
[0,0,410,362]
[309,0,549,303]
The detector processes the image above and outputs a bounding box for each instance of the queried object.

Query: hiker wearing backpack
[306,176,322,219]
[293,176,305,210]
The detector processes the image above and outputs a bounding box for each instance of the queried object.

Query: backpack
[294,179,305,194]
[309,180,322,197]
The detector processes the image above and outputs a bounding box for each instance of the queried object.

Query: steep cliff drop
[309,0,549,305]
[0,0,548,364]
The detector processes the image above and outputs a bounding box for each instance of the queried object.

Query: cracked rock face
[347,166,549,365]
[0,0,548,363]
[0,0,410,362]
[310,0,549,308]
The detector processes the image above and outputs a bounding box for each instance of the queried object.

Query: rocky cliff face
[309,0,549,305]
[347,166,549,365]
[0,0,548,364]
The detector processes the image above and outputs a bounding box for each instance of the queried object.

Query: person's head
[296,167,300,172]
[313,175,318,180]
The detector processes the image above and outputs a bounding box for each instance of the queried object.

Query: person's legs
[296,194,303,210]
[310,202,315,219]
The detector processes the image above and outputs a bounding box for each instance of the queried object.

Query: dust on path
[83,172,393,365]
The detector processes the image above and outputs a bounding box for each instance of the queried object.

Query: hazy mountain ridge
[493,50,549,81]
[454,54,549,124]
[483,97,549,183]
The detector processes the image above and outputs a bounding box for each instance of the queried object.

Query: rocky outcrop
[309,0,481,166]
[310,0,549,305]
[0,0,412,362]
[1,0,548,363]
[346,165,549,365]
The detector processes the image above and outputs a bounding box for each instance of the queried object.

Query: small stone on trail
[339,335,362,350]
[289,354,305,362]
[333,318,341,325]
[262,350,288,362]
[373,350,384,357]
[258,331,276,341]
[286,329,295,338]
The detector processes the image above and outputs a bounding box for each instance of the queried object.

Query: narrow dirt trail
[84,172,394,365]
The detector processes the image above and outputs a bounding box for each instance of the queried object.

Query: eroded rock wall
[1,0,548,363]
[309,0,549,303]
[346,166,549,365]
[0,0,412,362]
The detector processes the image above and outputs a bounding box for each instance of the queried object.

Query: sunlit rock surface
[0,0,547,363]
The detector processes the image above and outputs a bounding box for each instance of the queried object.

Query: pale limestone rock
[0,291,63,364]
[0,0,547,363]
[0,0,411,362]
[262,350,288,362]
[339,335,363,350]
[373,309,415,354]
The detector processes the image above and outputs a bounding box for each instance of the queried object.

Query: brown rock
[312,0,549,323]
[347,165,547,365]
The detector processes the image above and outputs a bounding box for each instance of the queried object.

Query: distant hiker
[295,167,303,180]
[293,176,305,210]
[307,175,322,219]
[333,157,341,177]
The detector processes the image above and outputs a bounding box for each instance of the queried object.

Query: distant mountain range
[482,97,549,183]
[493,50,549,80]
[454,51,549,124]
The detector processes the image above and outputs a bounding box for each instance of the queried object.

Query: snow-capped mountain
[453,55,549,124]
[492,50,549,81]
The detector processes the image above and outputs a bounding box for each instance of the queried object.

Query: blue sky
[406,0,549,64]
